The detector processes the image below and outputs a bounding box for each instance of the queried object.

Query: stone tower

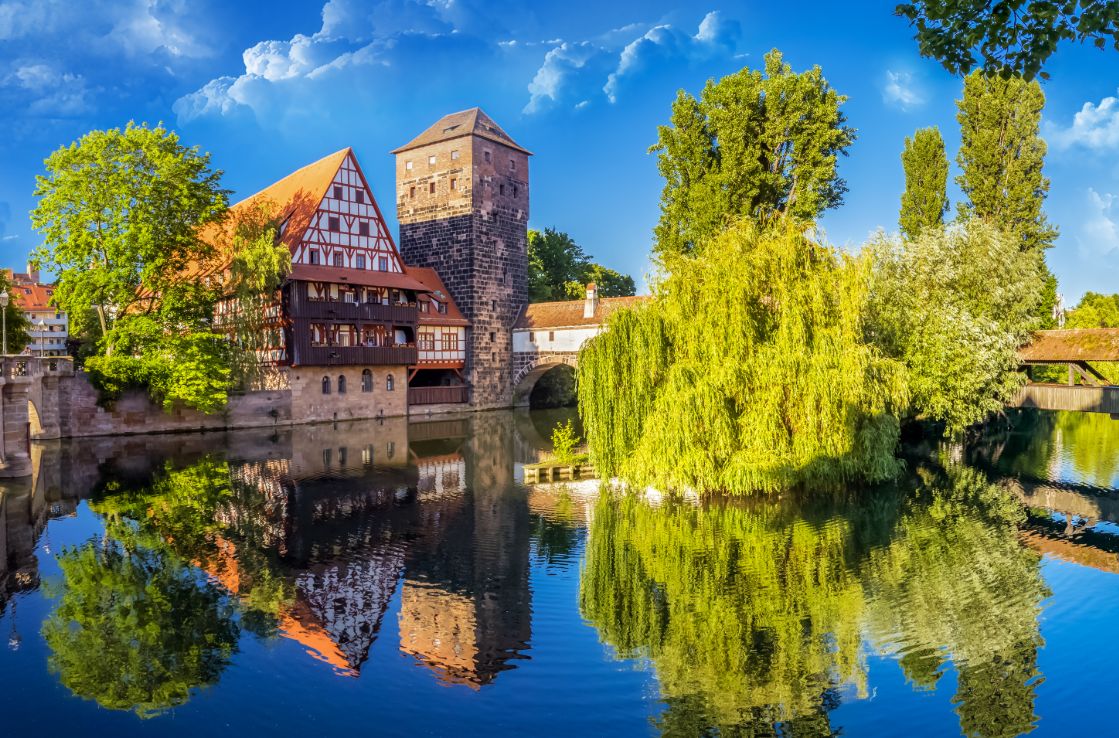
[393,108,530,409]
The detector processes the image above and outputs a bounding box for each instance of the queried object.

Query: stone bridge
[0,357,73,478]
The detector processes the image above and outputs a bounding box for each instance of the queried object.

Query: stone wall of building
[288,364,408,424]
[398,130,529,411]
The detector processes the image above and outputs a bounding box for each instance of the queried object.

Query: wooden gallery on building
[216,108,529,420]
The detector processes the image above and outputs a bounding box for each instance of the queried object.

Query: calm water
[2,408,1119,736]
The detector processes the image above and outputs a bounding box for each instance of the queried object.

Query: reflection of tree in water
[41,538,239,719]
[581,493,872,735]
[582,461,1047,737]
[864,462,1049,738]
[977,409,1119,489]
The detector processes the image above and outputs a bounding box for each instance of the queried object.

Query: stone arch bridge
[0,357,71,478]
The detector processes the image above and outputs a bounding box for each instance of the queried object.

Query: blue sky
[1,1,1119,303]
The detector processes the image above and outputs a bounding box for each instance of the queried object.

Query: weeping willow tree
[862,460,1048,738]
[580,491,876,733]
[578,220,907,495]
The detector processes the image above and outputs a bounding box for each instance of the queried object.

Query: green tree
[578,220,907,495]
[31,122,228,341]
[41,538,240,718]
[956,70,1058,325]
[896,1,1119,80]
[651,49,855,258]
[0,270,32,353]
[866,221,1043,435]
[899,127,950,240]
[528,227,636,302]
[1065,291,1119,328]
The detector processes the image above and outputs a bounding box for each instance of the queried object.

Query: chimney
[26,262,38,284]
[583,282,598,319]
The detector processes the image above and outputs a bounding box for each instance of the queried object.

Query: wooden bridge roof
[1019,329,1119,362]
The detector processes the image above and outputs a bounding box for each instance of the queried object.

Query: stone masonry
[396,110,529,410]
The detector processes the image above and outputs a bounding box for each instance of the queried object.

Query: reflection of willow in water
[581,462,1048,737]
[863,464,1049,738]
[581,493,871,734]
[980,410,1119,488]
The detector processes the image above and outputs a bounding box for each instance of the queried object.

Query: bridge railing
[0,356,74,379]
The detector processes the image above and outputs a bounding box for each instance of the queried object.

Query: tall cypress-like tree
[956,71,1058,324]
[899,127,949,240]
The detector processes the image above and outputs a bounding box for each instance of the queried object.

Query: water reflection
[0,409,1113,733]
[581,458,1049,737]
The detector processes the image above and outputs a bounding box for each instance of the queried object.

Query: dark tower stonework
[393,109,530,409]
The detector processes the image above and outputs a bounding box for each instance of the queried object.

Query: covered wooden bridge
[1013,329,1119,416]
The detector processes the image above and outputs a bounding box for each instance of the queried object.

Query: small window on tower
[513,185,518,199]
[484,150,491,163]
[499,184,505,196]
[410,186,416,198]
[378,256,389,271]
[428,155,436,165]
[328,216,340,232]
[333,185,343,199]
[450,177,457,190]
[406,160,413,170]
[359,221,370,237]
[491,300,496,311]
[451,150,460,160]
[429,182,435,194]
[355,190,364,204]
[509,159,515,171]
[489,331,496,343]
[333,252,344,267]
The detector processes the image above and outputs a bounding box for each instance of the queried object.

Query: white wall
[512,325,599,353]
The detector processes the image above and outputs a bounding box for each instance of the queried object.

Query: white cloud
[882,70,923,110]
[1045,90,1119,151]
[603,11,741,104]
[2,62,91,116]
[1080,188,1119,256]
[524,41,607,114]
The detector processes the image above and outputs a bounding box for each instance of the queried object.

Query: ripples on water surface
[3,408,1119,736]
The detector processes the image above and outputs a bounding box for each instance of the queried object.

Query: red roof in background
[3,270,58,312]
[406,267,468,326]
[515,295,648,330]
[289,263,432,292]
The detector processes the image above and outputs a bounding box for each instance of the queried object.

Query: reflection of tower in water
[398,412,532,688]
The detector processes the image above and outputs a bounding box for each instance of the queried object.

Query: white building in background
[7,264,68,356]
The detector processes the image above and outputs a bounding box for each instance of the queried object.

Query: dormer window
[438,302,447,314]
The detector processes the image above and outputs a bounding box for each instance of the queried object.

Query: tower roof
[391,108,531,155]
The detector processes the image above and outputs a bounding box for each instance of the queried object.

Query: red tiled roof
[3,272,58,312]
[406,266,468,326]
[289,263,431,292]
[391,108,531,155]
[515,295,648,330]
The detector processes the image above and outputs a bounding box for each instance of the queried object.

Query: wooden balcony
[292,344,417,367]
[293,298,418,324]
[408,385,468,405]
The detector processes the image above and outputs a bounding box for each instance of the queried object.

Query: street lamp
[36,319,46,358]
[0,290,8,356]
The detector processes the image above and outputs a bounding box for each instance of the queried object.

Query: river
[0,407,1116,736]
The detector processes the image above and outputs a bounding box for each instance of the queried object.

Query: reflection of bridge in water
[0,411,556,686]
[1006,476,1119,574]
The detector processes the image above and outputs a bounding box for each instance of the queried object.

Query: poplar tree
[899,127,949,240]
[651,50,855,259]
[956,71,1058,323]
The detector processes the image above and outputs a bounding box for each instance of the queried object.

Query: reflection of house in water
[398,413,532,688]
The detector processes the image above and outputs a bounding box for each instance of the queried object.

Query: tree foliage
[527,227,635,302]
[30,122,228,339]
[578,221,907,495]
[651,50,855,258]
[899,127,950,240]
[0,269,32,354]
[1065,291,1119,328]
[896,0,1119,80]
[867,221,1043,435]
[957,70,1058,325]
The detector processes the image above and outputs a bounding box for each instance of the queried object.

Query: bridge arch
[513,355,578,407]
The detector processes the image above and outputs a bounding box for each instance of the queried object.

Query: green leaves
[527,227,635,302]
[897,0,1119,80]
[899,127,950,240]
[651,50,855,260]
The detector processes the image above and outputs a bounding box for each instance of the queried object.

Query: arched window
[338,374,347,394]
[362,368,373,393]
[386,374,395,392]
[321,376,331,395]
